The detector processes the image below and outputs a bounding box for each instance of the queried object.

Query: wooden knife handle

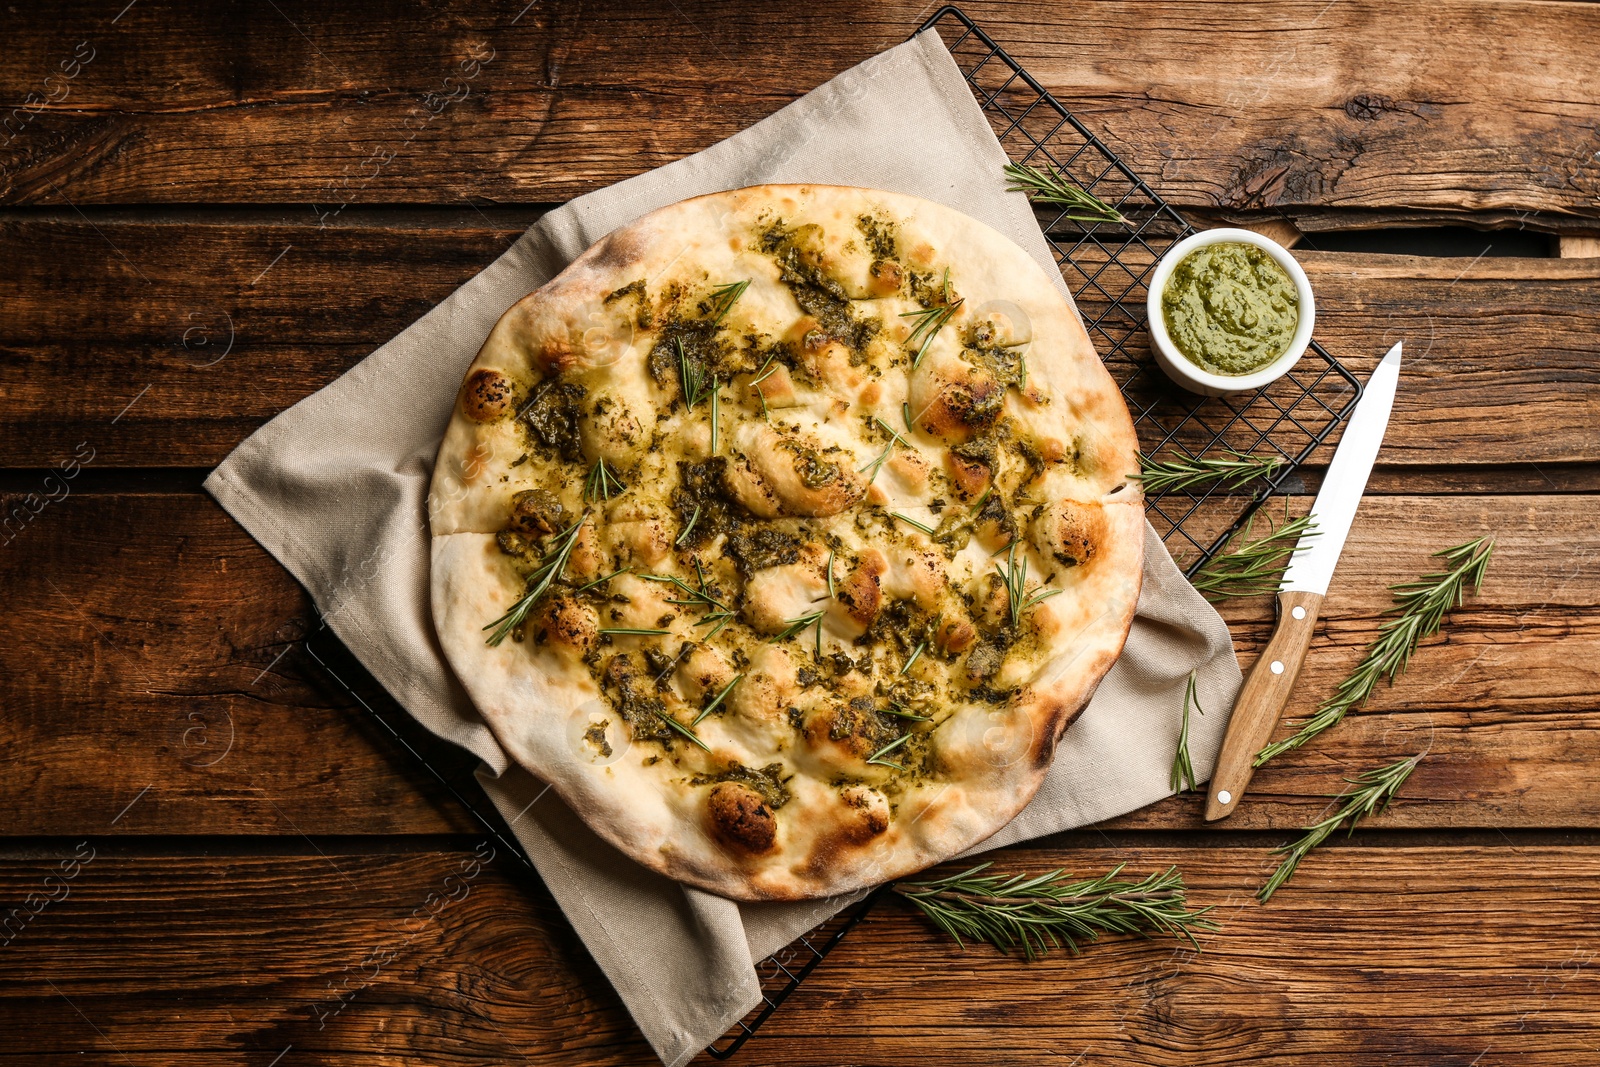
[1204,589,1324,821]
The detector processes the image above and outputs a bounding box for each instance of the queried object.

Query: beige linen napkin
[206,29,1242,1067]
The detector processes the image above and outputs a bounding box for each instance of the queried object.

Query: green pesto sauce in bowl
[1161,242,1299,375]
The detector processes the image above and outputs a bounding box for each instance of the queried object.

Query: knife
[1204,342,1404,821]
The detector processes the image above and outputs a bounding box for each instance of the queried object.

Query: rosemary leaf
[891,511,939,537]
[885,701,931,722]
[771,609,827,658]
[653,706,711,752]
[895,862,1217,960]
[1170,669,1203,793]
[482,511,591,647]
[676,337,709,409]
[866,732,911,769]
[1257,754,1421,902]
[574,567,628,595]
[675,503,701,547]
[709,375,720,455]
[707,279,750,326]
[692,672,744,726]
[901,642,926,675]
[826,549,837,600]
[1190,510,1317,601]
[1003,162,1129,227]
[995,540,1062,629]
[583,457,626,504]
[1136,447,1285,496]
[1256,537,1494,765]
[902,401,914,433]
[901,297,964,369]
[857,416,912,484]
[641,566,733,640]
[749,352,781,388]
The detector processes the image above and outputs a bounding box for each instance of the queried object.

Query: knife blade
[1203,342,1403,821]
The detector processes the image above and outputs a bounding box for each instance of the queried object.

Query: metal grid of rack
[930,5,1362,572]
[700,6,1365,1057]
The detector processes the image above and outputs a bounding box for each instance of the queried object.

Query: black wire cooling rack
[703,6,1365,1057]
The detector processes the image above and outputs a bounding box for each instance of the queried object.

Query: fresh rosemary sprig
[866,732,911,770]
[1136,447,1285,496]
[676,337,711,409]
[900,270,963,369]
[1170,669,1203,793]
[706,279,749,326]
[1003,162,1129,227]
[891,511,939,537]
[482,511,591,647]
[1257,754,1422,902]
[584,457,626,504]
[692,672,744,726]
[996,540,1062,629]
[1255,537,1495,765]
[772,608,827,658]
[642,564,735,640]
[1189,510,1317,601]
[858,417,911,485]
[895,862,1217,960]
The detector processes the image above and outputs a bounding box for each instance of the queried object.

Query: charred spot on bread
[1031,498,1105,567]
[461,368,515,422]
[705,782,778,855]
[531,595,598,656]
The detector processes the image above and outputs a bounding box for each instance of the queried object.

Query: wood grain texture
[2,490,1595,835]
[1,0,1598,223]
[0,487,482,836]
[3,840,1599,1065]
[0,211,1596,468]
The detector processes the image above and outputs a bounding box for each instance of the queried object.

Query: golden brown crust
[429,185,1143,901]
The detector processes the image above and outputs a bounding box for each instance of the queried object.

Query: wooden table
[5,2,1599,1063]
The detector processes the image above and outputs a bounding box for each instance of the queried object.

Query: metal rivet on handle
[1292,606,1306,620]
[1270,661,1285,675]
[1218,790,1232,805]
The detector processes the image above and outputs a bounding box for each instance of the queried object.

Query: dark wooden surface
[4,2,1598,1063]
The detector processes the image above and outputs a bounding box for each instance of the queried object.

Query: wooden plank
[0,487,481,836]
[2,490,1595,835]
[0,212,1596,468]
[1559,236,1600,259]
[1,0,1597,221]
[3,840,1598,1065]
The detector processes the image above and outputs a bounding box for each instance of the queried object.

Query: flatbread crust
[430,185,1143,901]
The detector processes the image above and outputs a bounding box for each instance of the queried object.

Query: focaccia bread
[429,185,1143,900]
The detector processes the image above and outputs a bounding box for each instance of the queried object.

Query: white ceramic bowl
[1145,227,1315,397]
